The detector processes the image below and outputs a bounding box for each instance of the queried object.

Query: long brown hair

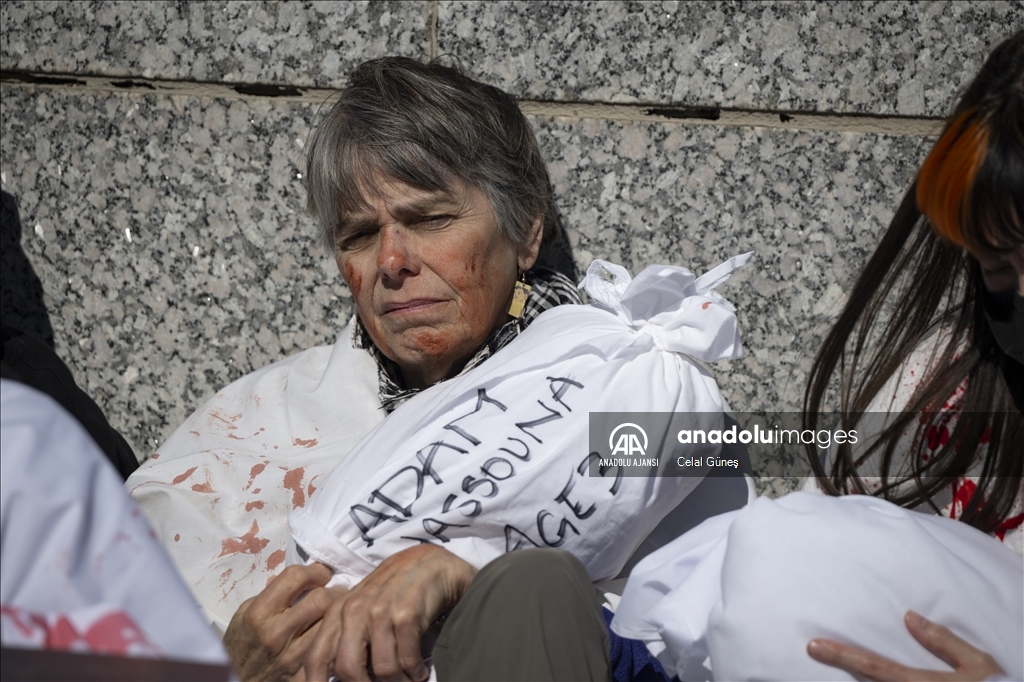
[803,31,1024,532]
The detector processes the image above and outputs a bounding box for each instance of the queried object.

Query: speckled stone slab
[440,0,1024,116]
[0,1,430,87]
[1,87,348,458]
[1,85,925,486]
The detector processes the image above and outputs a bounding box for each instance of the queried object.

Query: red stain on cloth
[171,467,198,485]
[244,463,266,491]
[283,468,306,508]
[218,520,270,558]
[267,550,286,571]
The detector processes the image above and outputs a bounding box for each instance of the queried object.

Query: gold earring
[507,270,532,319]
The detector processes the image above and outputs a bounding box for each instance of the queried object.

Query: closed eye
[338,227,378,251]
[413,214,455,229]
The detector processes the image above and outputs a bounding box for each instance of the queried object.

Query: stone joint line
[0,70,943,136]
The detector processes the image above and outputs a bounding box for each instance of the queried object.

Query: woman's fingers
[807,611,1007,682]
[223,563,335,681]
[393,614,430,682]
[248,563,333,625]
[367,616,403,682]
[807,638,923,681]
[904,611,1005,677]
[303,592,347,682]
[326,546,469,681]
[334,596,373,682]
[363,605,429,682]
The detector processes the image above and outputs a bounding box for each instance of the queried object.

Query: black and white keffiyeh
[354,268,582,413]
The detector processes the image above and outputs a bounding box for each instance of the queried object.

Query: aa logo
[609,423,648,456]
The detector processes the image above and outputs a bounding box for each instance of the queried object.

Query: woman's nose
[376,224,419,281]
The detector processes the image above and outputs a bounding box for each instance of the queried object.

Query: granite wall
[2,2,1022,491]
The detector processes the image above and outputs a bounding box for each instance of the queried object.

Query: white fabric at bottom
[0,380,228,665]
[612,492,1023,681]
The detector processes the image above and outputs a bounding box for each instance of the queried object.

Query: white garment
[127,316,385,632]
[289,255,752,587]
[612,492,1024,681]
[1,380,228,665]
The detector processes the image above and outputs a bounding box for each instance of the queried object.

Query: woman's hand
[807,610,1006,681]
[224,563,335,682]
[303,544,478,682]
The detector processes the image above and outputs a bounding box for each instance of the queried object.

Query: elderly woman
[128,58,746,681]
[128,54,579,629]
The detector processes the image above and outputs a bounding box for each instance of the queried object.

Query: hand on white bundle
[807,610,1007,682]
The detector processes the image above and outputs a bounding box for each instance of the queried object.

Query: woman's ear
[517,216,545,271]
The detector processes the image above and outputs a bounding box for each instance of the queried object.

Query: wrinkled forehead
[334,143,460,222]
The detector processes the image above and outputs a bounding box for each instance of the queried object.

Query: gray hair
[305,57,555,257]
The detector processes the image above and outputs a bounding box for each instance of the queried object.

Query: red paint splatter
[245,500,265,512]
[949,478,978,520]
[292,437,318,448]
[189,467,215,493]
[150,453,160,460]
[283,468,306,508]
[702,301,711,310]
[34,610,160,655]
[210,409,242,430]
[995,513,1024,541]
[189,430,201,437]
[926,424,949,450]
[0,605,48,638]
[253,488,261,494]
[407,328,456,357]
[227,433,243,440]
[218,520,269,558]
[174,534,180,542]
[245,463,266,491]
[343,261,363,297]
[307,480,317,498]
[267,550,286,571]
[171,466,198,485]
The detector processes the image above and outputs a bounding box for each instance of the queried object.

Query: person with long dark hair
[804,30,1022,557]
[796,30,1023,680]
[611,31,1022,682]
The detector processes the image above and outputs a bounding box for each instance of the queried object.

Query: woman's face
[974,244,1024,295]
[335,176,540,389]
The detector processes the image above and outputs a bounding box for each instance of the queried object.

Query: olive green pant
[433,549,611,681]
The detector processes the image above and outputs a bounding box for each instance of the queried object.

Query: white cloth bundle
[126,317,385,632]
[612,492,1024,681]
[1,380,228,664]
[289,254,753,586]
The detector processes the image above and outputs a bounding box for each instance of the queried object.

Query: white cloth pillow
[126,315,385,632]
[612,492,1023,681]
